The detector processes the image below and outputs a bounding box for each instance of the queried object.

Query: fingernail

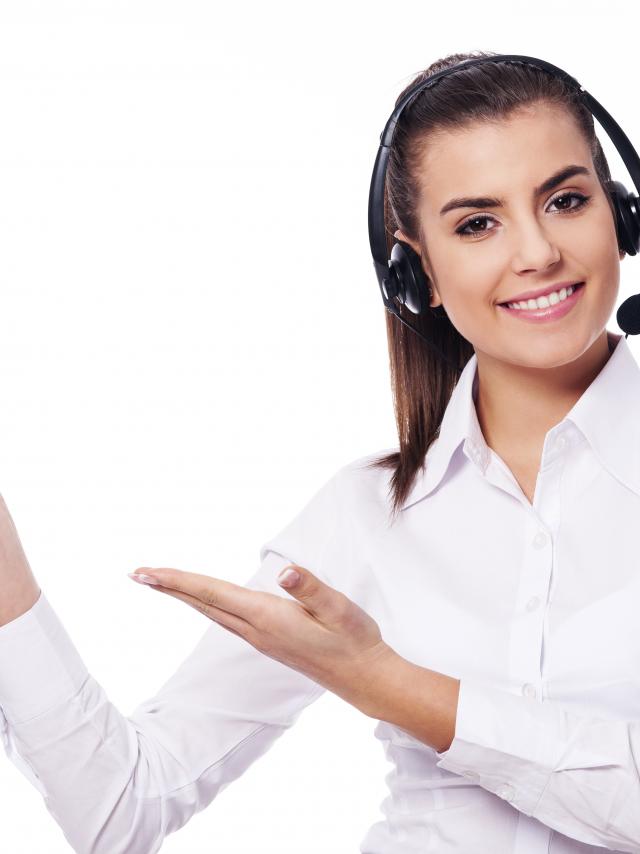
[128,572,160,586]
[278,568,299,587]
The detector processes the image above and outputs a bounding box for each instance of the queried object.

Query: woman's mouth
[497,282,585,323]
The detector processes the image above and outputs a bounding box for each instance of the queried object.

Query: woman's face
[396,101,624,369]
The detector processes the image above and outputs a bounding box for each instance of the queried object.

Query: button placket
[507,506,553,752]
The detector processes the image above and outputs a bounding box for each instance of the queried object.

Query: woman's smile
[496,281,586,323]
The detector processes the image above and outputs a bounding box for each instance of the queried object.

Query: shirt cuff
[0,590,89,725]
[434,678,561,815]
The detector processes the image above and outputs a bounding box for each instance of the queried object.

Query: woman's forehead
[418,105,592,210]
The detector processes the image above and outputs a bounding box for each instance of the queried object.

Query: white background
[0,1,637,851]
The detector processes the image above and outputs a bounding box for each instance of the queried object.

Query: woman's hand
[128,563,396,713]
[0,494,41,627]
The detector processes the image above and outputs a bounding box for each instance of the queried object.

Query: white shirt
[1,329,639,854]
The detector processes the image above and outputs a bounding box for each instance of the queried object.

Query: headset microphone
[368,54,640,369]
[616,294,640,335]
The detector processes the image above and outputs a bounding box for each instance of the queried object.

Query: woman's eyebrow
[439,164,592,216]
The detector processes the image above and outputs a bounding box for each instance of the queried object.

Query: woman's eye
[549,191,591,213]
[455,214,497,238]
[454,192,592,239]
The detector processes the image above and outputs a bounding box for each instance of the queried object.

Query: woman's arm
[0,495,41,627]
[0,551,326,854]
[364,653,640,853]
[0,470,342,854]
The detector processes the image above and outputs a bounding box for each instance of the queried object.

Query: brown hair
[365,49,617,525]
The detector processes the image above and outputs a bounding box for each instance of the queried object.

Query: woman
[0,49,638,852]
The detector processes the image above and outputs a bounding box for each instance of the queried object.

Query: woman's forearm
[0,495,41,628]
[358,650,460,753]
[0,577,41,627]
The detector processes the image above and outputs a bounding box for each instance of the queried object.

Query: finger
[148,583,254,640]
[133,567,262,622]
[278,564,347,623]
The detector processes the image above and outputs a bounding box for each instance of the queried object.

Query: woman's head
[395,83,623,371]
[369,50,624,522]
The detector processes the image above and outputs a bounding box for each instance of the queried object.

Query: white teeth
[506,284,576,310]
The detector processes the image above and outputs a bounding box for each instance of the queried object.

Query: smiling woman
[371,51,626,518]
[2,49,640,854]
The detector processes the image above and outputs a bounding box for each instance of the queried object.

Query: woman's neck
[473,330,619,469]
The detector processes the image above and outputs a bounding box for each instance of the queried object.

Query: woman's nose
[510,219,561,273]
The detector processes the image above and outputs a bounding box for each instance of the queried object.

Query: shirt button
[526,596,540,612]
[555,435,568,452]
[522,683,537,699]
[497,783,515,801]
[532,530,548,549]
[463,770,480,782]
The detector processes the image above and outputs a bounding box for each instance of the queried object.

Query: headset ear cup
[389,240,431,315]
[607,180,640,257]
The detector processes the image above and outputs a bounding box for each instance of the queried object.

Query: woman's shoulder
[332,446,399,519]
[255,448,398,592]
[258,447,398,564]
[334,446,397,489]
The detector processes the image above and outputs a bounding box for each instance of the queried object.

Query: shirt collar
[400,333,640,511]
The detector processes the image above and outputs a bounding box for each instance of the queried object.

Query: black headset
[368,54,640,370]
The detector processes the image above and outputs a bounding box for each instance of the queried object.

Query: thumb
[277,564,344,622]
[277,564,301,589]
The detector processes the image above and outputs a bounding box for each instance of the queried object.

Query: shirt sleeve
[0,466,345,854]
[434,677,640,852]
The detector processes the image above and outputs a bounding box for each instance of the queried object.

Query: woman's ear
[393,228,421,256]
[427,281,444,310]
[393,229,429,270]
